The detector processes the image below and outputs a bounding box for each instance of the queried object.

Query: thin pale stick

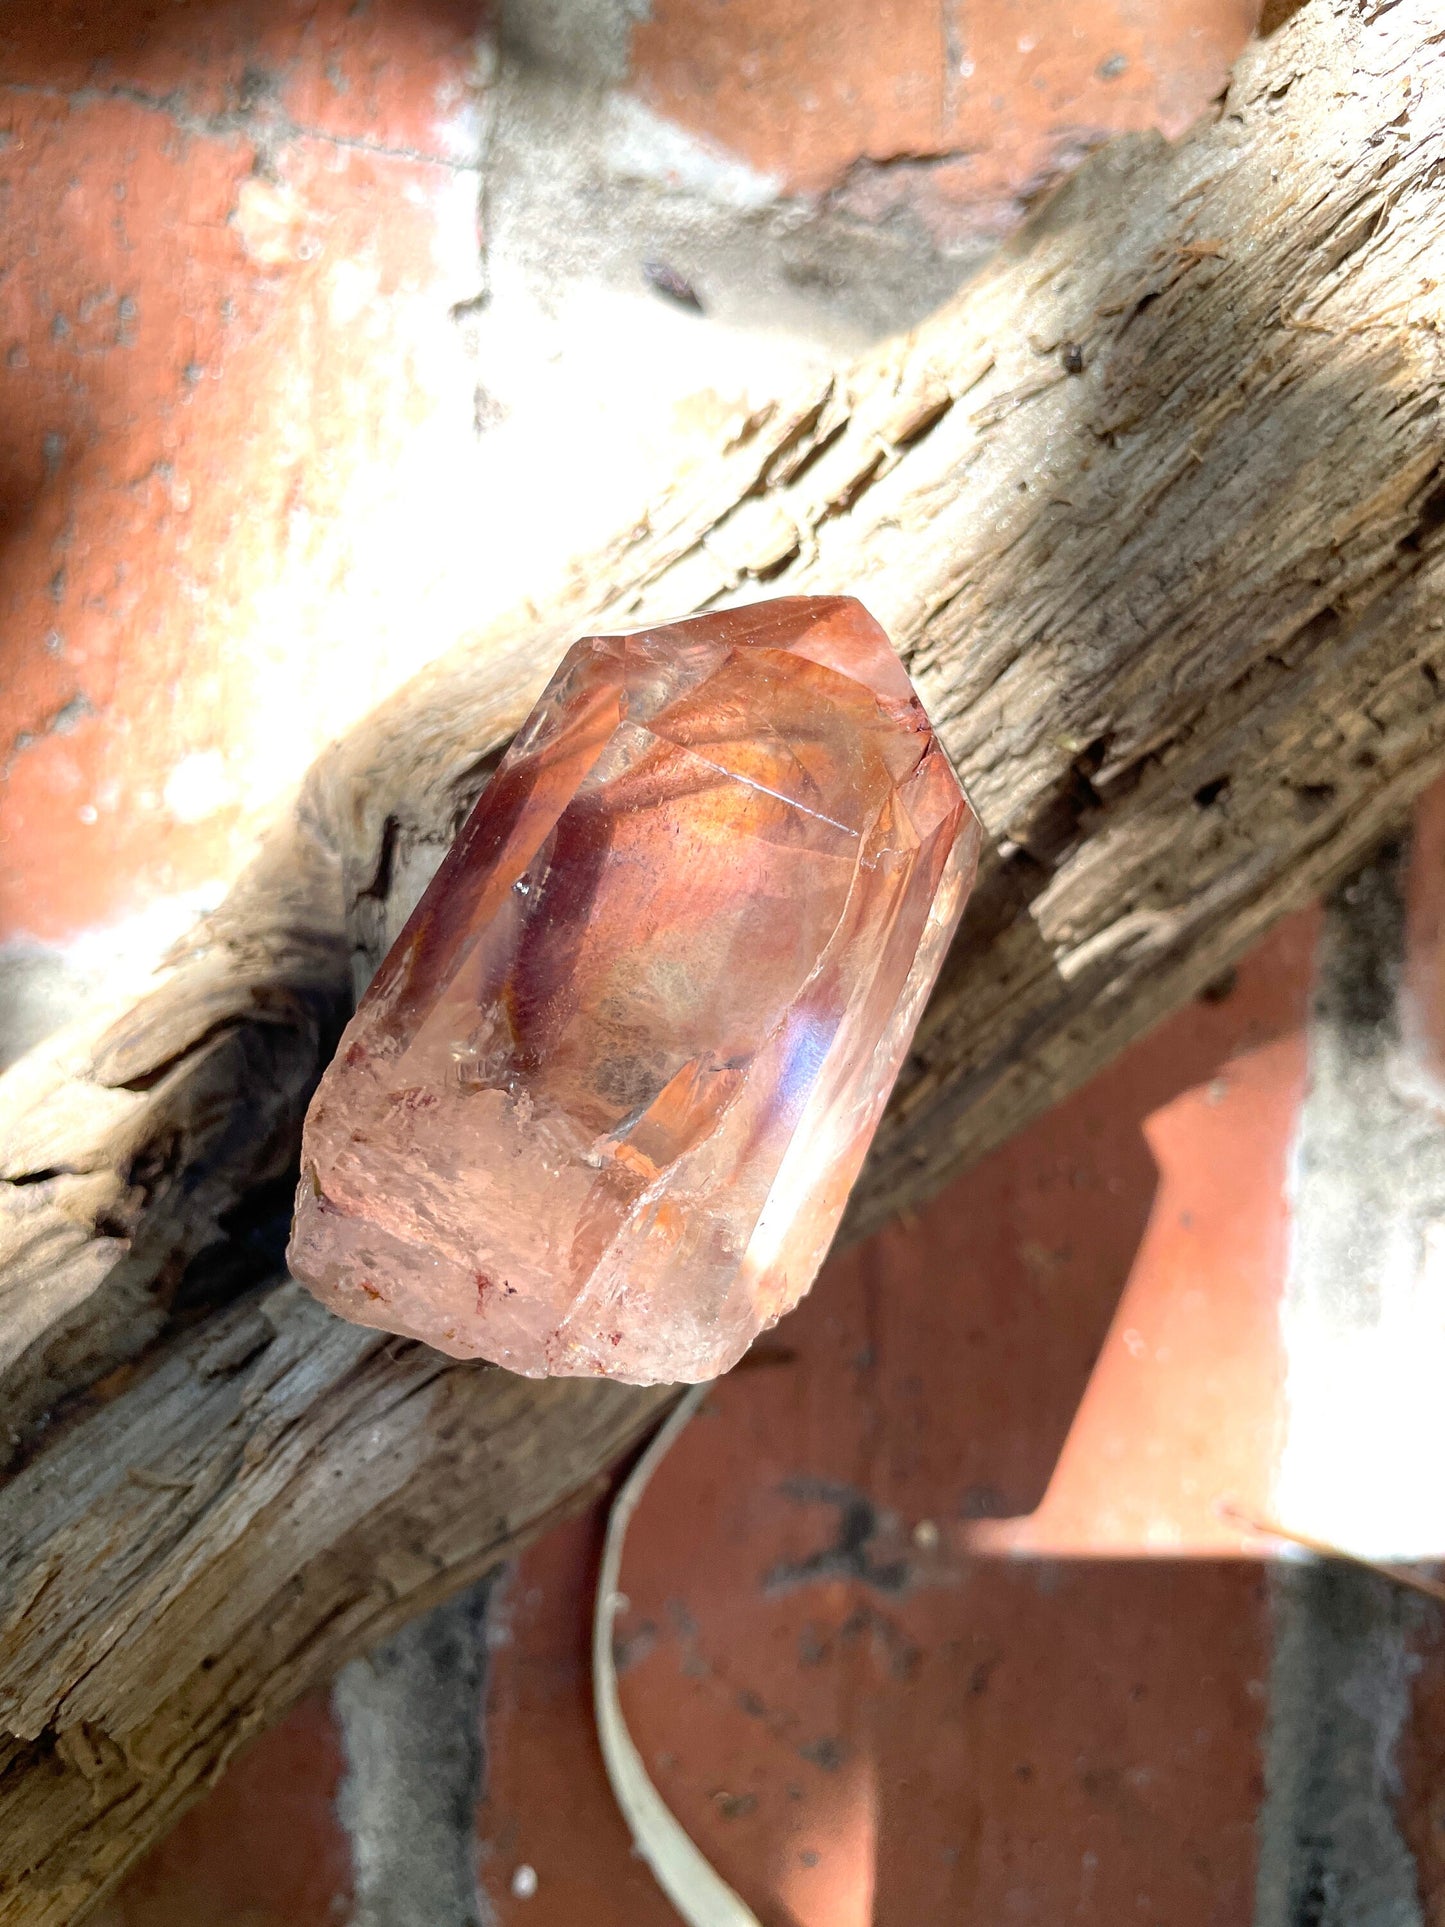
[593,1383,763,1927]
[1219,1501,1445,1608]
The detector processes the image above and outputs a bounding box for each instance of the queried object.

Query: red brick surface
[1401,1636,1445,1927]
[91,1693,351,1927]
[0,0,1259,948]
[0,0,487,942]
[634,0,1257,233]
[476,917,1308,1924]
[13,2,1443,1924]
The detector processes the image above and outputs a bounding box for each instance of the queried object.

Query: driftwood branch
[4,0,1445,1911]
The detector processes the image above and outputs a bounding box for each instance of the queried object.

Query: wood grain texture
[0,1280,672,1922]
[3,0,1445,1910]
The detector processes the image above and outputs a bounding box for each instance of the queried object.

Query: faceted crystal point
[288,596,980,1384]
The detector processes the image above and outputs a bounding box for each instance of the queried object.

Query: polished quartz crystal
[288,597,980,1383]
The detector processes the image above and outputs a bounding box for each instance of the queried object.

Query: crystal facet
[287,597,980,1383]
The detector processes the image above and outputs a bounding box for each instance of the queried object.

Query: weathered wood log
[3,0,1445,1911]
[0,1281,672,1920]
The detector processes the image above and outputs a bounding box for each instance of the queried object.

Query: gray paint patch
[454,46,989,609]
[334,1577,498,1927]
[0,942,92,1071]
[501,0,651,87]
[1257,841,1439,1926]
[1276,842,1445,1557]
[1255,1563,1422,1927]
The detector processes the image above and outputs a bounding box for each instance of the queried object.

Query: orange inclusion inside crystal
[288,597,980,1385]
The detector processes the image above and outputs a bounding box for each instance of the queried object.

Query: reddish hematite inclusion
[287,597,980,1383]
